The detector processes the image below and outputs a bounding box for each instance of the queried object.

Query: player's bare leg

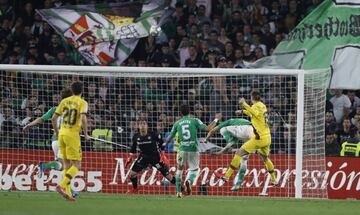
[214,129,241,181]
[127,170,139,194]
[231,148,249,191]
[163,173,176,185]
[259,153,277,186]
[216,147,242,182]
[56,159,80,201]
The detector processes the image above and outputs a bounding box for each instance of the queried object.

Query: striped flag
[37,0,165,65]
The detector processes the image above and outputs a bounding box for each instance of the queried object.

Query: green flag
[248,0,360,89]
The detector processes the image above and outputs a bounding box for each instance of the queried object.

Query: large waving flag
[247,0,360,89]
[37,0,167,65]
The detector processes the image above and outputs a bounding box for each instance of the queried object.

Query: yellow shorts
[241,134,271,155]
[58,134,82,161]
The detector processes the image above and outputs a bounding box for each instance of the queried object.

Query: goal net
[0,65,330,198]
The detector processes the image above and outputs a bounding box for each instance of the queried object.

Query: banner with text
[0,150,359,199]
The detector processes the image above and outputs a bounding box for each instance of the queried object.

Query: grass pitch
[0,192,358,215]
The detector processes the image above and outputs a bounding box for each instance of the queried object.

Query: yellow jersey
[55,95,88,136]
[243,101,270,137]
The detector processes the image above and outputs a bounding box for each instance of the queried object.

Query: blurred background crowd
[0,0,359,156]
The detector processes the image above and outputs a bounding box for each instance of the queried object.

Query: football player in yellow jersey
[215,91,277,191]
[52,82,90,201]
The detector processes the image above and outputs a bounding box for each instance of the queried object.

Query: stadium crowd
[0,0,359,156]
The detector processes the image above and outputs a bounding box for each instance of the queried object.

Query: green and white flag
[37,0,166,65]
[248,0,360,89]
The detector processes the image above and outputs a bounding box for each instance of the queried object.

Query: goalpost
[0,64,330,199]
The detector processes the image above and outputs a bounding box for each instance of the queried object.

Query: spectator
[92,116,114,152]
[212,17,222,33]
[254,47,265,60]
[336,118,356,143]
[174,25,187,46]
[201,49,217,68]
[52,49,73,65]
[352,115,360,139]
[250,33,267,56]
[347,90,360,114]
[268,1,284,22]
[261,23,276,50]
[98,77,110,102]
[225,10,243,36]
[188,24,200,49]
[350,106,360,125]
[197,5,211,26]
[233,48,245,68]
[44,34,63,64]
[330,89,351,123]
[224,41,234,60]
[247,0,269,25]
[154,42,177,67]
[207,30,224,54]
[144,79,163,103]
[122,78,139,110]
[243,42,255,62]
[21,2,34,27]
[288,0,301,19]
[233,31,245,48]
[94,97,107,116]
[31,13,43,37]
[325,130,340,156]
[199,40,209,60]
[219,27,231,45]
[185,45,202,67]
[243,24,252,43]
[84,82,98,103]
[173,2,187,29]
[199,21,211,40]
[178,36,190,67]
[325,111,337,131]
[209,76,230,118]
[274,33,283,47]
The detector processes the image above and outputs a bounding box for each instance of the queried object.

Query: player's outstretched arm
[204,112,222,132]
[239,98,260,118]
[205,126,220,143]
[163,135,174,147]
[23,118,44,132]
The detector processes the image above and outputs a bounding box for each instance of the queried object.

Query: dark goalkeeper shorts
[131,155,169,176]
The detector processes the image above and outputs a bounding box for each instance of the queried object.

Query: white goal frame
[0,64,306,198]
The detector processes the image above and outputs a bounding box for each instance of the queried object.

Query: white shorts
[52,140,62,160]
[176,151,199,171]
[220,125,253,141]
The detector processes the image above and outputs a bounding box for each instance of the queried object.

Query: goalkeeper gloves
[125,153,137,168]
[160,151,170,166]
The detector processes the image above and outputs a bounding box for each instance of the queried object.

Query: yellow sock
[264,159,276,182]
[224,154,242,179]
[61,170,66,180]
[59,166,78,188]
[65,184,72,196]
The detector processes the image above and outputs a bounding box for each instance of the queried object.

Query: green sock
[44,161,62,171]
[175,176,182,193]
[236,165,246,185]
[187,171,197,183]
